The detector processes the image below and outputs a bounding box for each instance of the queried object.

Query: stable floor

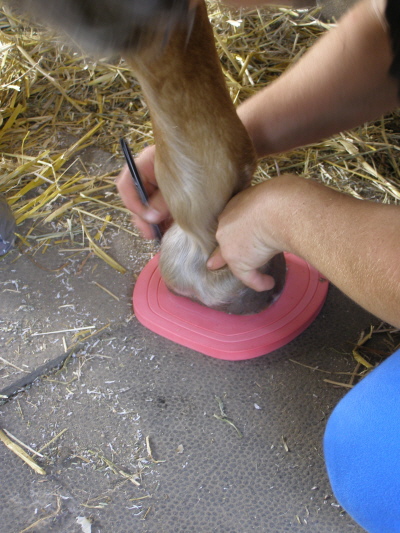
[0,226,372,533]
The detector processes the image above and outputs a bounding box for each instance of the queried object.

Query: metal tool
[120,138,162,242]
[0,197,17,256]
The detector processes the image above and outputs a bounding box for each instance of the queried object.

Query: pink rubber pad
[133,253,328,361]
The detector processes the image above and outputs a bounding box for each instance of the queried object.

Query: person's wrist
[237,102,269,159]
[255,174,307,255]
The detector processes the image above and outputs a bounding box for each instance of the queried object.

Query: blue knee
[324,349,400,532]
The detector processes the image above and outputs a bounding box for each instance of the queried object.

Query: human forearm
[238,0,399,157]
[274,178,400,327]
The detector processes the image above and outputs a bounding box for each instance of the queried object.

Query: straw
[0,2,398,267]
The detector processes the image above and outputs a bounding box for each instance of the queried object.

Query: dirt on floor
[0,209,385,532]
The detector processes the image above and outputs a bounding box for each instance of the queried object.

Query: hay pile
[0,1,399,266]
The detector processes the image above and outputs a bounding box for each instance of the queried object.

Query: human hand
[207,180,285,292]
[116,144,171,240]
[209,173,400,329]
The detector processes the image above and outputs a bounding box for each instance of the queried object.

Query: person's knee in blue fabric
[324,349,400,532]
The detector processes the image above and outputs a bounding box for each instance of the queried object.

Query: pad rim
[133,253,328,360]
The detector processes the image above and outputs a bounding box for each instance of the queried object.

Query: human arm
[237,0,399,157]
[208,175,400,328]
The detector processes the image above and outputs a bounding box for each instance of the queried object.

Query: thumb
[207,247,227,270]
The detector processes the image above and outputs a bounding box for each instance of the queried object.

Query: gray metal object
[0,197,16,256]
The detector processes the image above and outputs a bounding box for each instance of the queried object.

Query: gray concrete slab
[0,225,374,533]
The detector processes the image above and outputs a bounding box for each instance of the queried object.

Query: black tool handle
[120,138,162,242]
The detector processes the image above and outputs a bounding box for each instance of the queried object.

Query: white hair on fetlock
[160,224,286,315]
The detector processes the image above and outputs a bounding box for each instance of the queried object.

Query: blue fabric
[324,348,400,532]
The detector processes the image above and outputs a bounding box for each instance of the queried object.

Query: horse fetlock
[160,224,286,315]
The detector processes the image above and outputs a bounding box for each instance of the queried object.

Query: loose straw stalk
[0,429,46,475]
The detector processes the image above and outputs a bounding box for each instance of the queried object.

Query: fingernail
[143,208,160,223]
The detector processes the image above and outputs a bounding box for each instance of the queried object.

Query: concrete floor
[0,221,374,533]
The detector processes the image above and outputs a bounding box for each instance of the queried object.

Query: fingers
[231,269,276,292]
[207,247,227,270]
[135,144,156,178]
[116,145,170,239]
[208,247,276,292]
[142,188,170,223]
[131,213,159,241]
[116,164,151,219]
